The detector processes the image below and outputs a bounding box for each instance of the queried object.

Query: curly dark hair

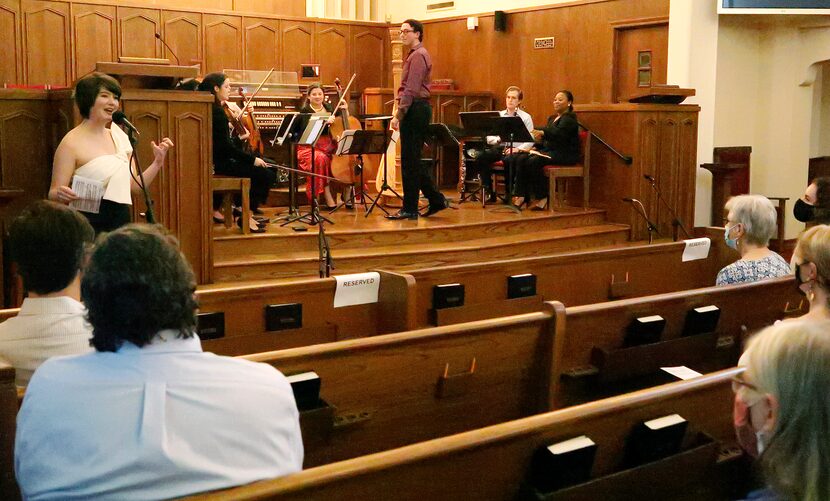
[9,201,94,295]
[74,72,122,119]
[403,19,424,42]
[82,224,198,352]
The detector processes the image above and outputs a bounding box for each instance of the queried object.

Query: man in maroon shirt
[387,19,449,221]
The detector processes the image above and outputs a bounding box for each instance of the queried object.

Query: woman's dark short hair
[403,19,424,42]
[197,72,227,97]
[82,224,198,353]
[74,72,122,119]
[9,201,94,295]
[557,89,575,112]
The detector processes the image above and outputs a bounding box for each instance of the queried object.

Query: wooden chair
[212,176,251,235]
[544,130,591,209]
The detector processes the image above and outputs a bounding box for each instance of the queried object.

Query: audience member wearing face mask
[789,224,830,322]
[716,195,791,286]
[793,177,830,227]
[733,320,830,501]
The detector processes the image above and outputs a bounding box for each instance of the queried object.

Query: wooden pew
[185,368,746,501]
[551,275,803,408]
[0,363,17,499]
[383,228,733,329]
[243,307,559,468]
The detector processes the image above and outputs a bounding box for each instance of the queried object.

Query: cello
[328,75,378,196]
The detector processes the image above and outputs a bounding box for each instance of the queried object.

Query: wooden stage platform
[212,192,631,283]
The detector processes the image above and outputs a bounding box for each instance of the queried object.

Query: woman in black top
[199,72,275,232]
[515,90,580,210]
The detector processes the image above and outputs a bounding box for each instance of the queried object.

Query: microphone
[112,111,140,137]
[643,174,655,183]
[154,32,180,65]
[622,197,637,203]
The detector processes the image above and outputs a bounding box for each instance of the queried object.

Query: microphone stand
[643,175,691,242]
[623,198,659,244]
[125,129,156,224]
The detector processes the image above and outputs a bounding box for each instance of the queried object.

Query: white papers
[334,272,381,308]
[682,237,711,262]
[660,366,703,380]
[69,175,104,214]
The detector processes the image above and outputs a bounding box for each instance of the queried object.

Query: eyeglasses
[400,29,414,34]
[731,374,760,394]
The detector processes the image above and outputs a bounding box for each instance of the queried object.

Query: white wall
[387,0,571,22]
[666,0,720,228]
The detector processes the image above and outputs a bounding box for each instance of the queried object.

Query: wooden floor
[212,190,631,282]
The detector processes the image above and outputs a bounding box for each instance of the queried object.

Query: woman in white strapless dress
[48,72,173,234]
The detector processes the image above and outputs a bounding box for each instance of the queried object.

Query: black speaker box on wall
[494,10,507,31]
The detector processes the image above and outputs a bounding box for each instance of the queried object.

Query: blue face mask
[724,224,739,250]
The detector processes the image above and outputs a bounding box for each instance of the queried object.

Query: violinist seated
[464,86,534,203]
[513,90,580,211]
[198,72,275,233]
[298,83,353,209]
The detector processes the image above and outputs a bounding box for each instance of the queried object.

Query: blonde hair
[794,224,830,292]
[725,194,778,246]
[744,320,830,501]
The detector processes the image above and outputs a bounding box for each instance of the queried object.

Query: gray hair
[744,320,830,501]
[725,194,778,246]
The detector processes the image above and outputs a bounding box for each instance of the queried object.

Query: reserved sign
[334,272,381,308]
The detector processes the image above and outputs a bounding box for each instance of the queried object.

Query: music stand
[361,115,400,217]
[330,129,391,215]
[280,115,334,227]
[425,123,465,201]
[270,113,304,220]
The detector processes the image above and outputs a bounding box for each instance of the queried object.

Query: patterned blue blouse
[716,252,791,286]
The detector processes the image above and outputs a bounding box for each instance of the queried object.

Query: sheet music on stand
[69,175,104,214]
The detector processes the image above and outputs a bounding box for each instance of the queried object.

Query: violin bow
[241,67,275,110]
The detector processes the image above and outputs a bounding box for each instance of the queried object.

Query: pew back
[244,306,560,467]
[0,363,16,500]
[552,276,803,408]
[186,368,743,501]
[388,229,733,329]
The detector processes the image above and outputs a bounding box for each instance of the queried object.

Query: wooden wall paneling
[21,0,71,86]
[203,14,243,73]
[117,6,161,60]
[650,112,678,236]
[613,21,669,103]
[168,100,212,283]
[437,96,462,127]
[281,20,313,80]
[243,17,280,71]
[351,26,385,91]
[465,96,490,113]
[0,0,21,86]
[233,0,306,17]
[124,99,166,226]
[162,11,202,70]
[315,23,350,85]
[72,3,117,80]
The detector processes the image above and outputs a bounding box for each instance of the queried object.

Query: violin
[222,101,249,140]
[238,87,264,155]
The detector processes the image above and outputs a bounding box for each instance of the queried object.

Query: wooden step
[214,208,610,259]
[267,185,307,207]
[213,223,630,282]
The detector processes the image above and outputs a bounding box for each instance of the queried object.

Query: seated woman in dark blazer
[513,90,580,210]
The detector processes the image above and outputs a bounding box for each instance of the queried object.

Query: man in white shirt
[0,201,94,386]
[16,224,304,500]
[465,86,534,202]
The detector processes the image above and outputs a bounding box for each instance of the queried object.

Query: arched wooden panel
[0,110,47,194]
[117,7,160,59]
[204,15,242,73]
[22,2,70,86]
[73,6,116,79]
[163,12,202,69]
[316,25,349,85]
[352,28,384,91]
[128,109,164,224]
[466,99,490,113]
[0,2,20,85]
[438,98,462,127]
[244,18,280,71]
[282,22,313,77]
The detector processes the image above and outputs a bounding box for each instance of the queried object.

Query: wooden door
[613,23,668,103]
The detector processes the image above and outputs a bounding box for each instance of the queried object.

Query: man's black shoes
[422,198,451,217]
[386,210,419,220]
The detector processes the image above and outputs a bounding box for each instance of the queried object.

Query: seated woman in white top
[716,194,791,286]
[48,72,173,234]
